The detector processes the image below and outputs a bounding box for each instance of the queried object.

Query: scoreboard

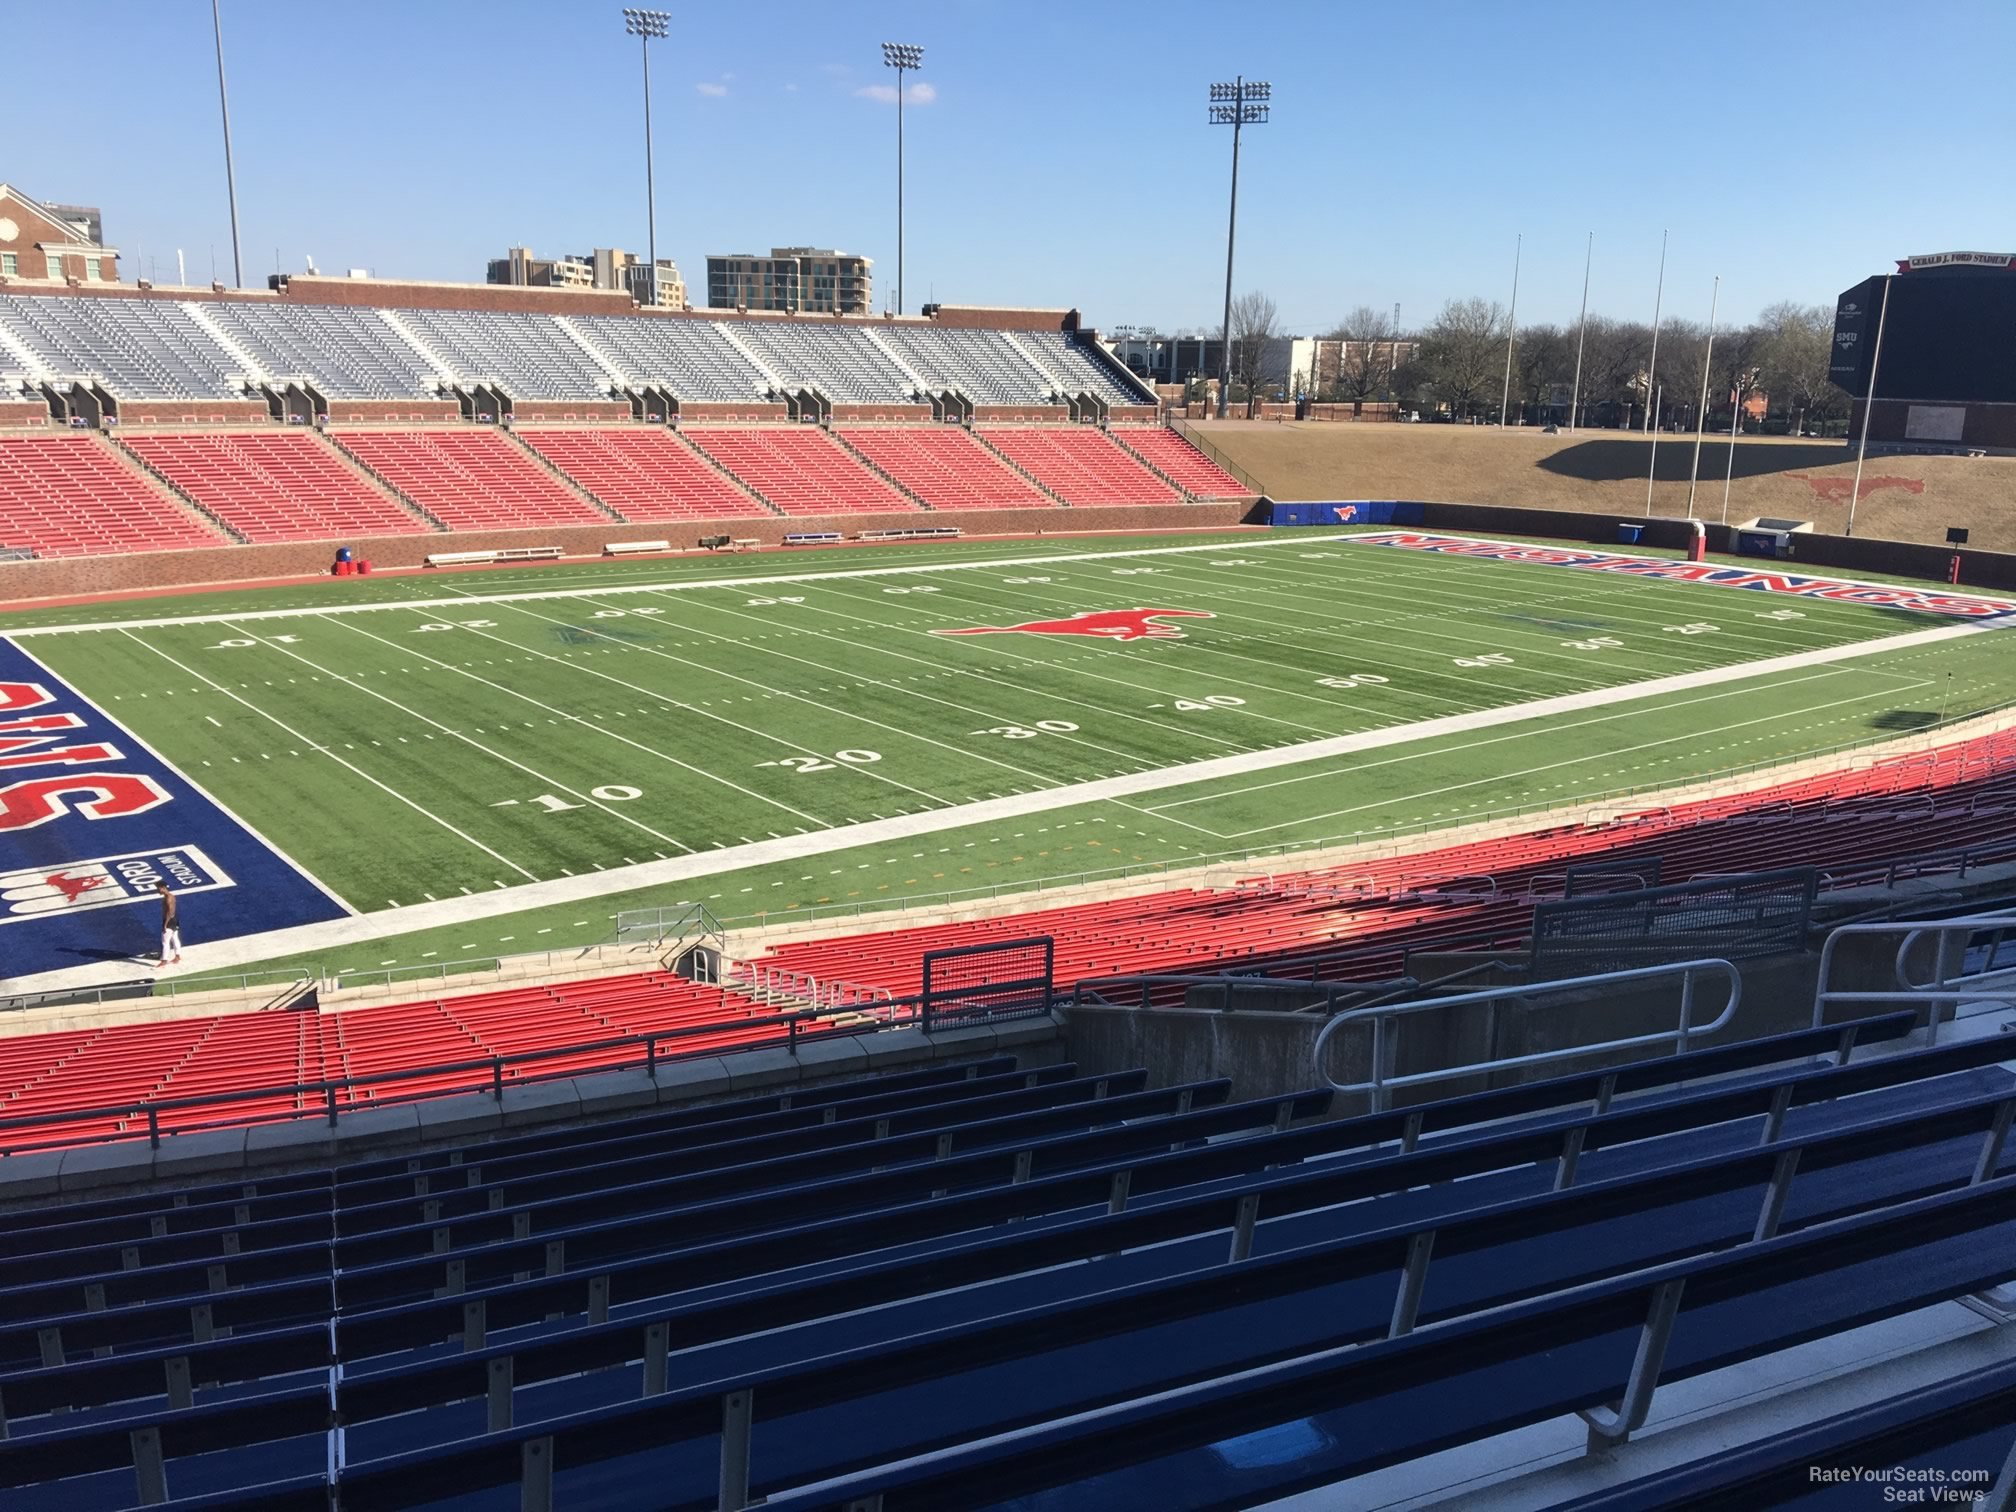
[1833,256,2016,404]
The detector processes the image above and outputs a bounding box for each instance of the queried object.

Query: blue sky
[8,1,2013,333]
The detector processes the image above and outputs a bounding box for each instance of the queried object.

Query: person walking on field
[156,881,183,966]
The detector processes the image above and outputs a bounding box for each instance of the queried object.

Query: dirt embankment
[1193,421,2015,551]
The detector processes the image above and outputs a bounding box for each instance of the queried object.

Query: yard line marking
[220,620,696,856]
[612,585,1266,758]
[115,630,532,883]
[332,613,832,834]
[18,615,1982,990]
[1265,539,1867,653]
[475,591,1094,795]
[782,579,1338,744]
[1178,671,1934,839]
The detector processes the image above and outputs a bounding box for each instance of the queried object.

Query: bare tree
[1418,297,1507,417]
[1753,301,1844,432]
[1512,322,1573,421]
[1229,290,1280,418]
[1569,316,1653,427]
[1327,303,1396,405]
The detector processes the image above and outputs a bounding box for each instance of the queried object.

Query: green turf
[8,528,2009,984]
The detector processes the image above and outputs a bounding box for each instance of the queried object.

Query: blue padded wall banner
[1267,501,1424,527]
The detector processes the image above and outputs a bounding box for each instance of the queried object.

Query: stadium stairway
[1,1014,2013,1508]
[510,427,772,522]
[327,430,614,533]
[680,427,921,516]
[119,431,435,543]
[0,432,228,557]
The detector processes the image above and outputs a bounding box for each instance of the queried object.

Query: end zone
[0,638,351,984]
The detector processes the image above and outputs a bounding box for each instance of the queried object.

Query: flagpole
[1498,232,1521,430]
[1643,229,1667,432]
[1568,231,1591,431]
[1720,371,1742,524]
[1846,275,1893,538]
[1645,385,1662,516]
[1685,275,1719,517]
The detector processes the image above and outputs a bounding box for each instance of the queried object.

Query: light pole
[210,0,244,288]
[1568,232,1591,431]
[1846,274,1893,538]
[1644,229,1668,432]
[1498,232,1521,429]
[1209,77,1270,420]
[1685,274,1720,517]
[623,9,670,307]
[882,42,924,315]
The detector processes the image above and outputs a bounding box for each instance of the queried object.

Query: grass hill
[1191,420,2016,551]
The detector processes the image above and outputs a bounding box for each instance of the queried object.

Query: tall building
[705,248,872,315]
[487,245,685,308]
[0,184,118,285]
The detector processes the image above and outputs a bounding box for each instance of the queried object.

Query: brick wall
[0,402,50,427]
[323,400,461,422]
[974,405,1072,422]
[508,401,631,422]
[0,502,1263,603]
[678,403,790,422]
[113,401,270,425]
[830,405,935,422]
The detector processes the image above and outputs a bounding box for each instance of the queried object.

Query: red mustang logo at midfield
[933,608,1215,642]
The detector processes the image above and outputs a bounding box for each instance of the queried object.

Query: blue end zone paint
[1267,501,1426,528]
[0,638,348,981]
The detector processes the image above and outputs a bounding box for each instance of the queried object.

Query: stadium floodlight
[1207,78,1272,419]
[882,42,925,315]
[623,9,672,308]
[211,0,244,289]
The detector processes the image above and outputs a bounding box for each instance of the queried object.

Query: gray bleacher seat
[0,294,244,399]
[877,325,1055,405]
[397,308,615,400]
[1024,330,1152,405]
[202,304,441,399]
[572,316,770,403]
[731,323,914,403]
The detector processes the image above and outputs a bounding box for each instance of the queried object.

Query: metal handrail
[1313,958,1743,1110]
[1810,910,2016,1034]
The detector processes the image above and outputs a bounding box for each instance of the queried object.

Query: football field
[4,528,2012,984]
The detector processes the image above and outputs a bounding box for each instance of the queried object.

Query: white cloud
[855,81,936,105]
[783,82,799,93]
[696,81,729,97]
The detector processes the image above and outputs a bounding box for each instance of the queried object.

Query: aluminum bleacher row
[0,974,827,1153]
[0,293,1152,410]
[123,431,430,542]
[2,1009,2013,1510]
[0,433,218,557]
[5,725,2012,1157]
[0,421,1241,553]
[755,723,2016,1000]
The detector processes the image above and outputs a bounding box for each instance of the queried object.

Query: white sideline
[1,534,1348,636]
[8,615,1994,994]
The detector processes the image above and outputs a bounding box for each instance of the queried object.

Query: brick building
[0,185,118,286]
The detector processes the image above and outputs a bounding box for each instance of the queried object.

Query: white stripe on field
[10,615,1990,992]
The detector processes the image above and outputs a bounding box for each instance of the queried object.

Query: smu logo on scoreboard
[1,847,232,925]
